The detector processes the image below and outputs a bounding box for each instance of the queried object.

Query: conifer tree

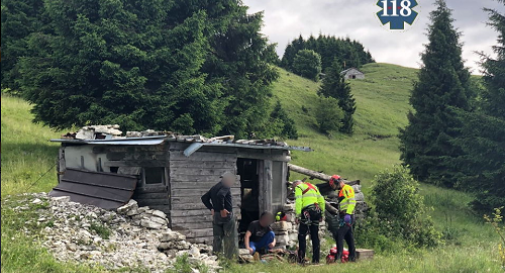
[318,60,356,134]
[455,0,505,211]
[19,0,224,133]
[1,0,47,88]
[399,0,474,187]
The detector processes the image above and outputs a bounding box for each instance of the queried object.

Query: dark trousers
[335,216,356,261]
[212,213,238,260]
[298,207,322,264]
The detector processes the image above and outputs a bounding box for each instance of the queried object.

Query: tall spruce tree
[19,0,224,133]
[14,0,280,137]
[399,0,474,187]
[455,0,505,212]
[318,60,356,134]
[1,0,47,88]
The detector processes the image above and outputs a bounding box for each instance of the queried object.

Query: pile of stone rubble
[12,193,220,273]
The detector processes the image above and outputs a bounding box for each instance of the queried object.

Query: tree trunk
[287,163,360,186]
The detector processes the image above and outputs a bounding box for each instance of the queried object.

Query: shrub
[292,49,322,81]
[315,97,343,134]
[371,165,441,248]
[484,207,505,269]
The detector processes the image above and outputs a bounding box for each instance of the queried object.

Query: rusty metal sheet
[49,168,138,209]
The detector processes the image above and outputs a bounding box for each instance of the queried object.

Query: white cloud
[244,0,501,73]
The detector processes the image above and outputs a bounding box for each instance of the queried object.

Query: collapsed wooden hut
[50,125,312,244]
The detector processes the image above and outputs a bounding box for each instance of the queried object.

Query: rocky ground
[7,193,220,273]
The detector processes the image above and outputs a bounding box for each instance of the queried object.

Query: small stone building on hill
[341,68,365,80]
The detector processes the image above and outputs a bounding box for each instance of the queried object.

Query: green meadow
[1,63,501,272]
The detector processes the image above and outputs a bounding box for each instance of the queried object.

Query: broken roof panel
[51,126,312,151]
[49,168,138,209]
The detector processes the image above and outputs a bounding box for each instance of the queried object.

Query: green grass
[1,63,502,272]
[274,63,417,185]
[1,96,65,197]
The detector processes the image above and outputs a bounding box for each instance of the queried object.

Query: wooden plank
[58,148,66,184]
[288,163,360,186]
[171,174,240,183]
[263,160,273,213]
[171,221,213,230]
[135,186,169,193]
[170,195,241,205]
[170,161,237,169]
[170,168,236,176]
[172,195,241,206]
[137,199,170,206]
[133,192,169,199]
[188,236,214,244]
[185,228,214,238]
[171,188,241,197]
[170,201,241,210]
[170,152,237,162]
[105,160,167,167]
[171,182,240,189]
[258,160,265,213]
[170,202,211,210]
[236,152,291,162]
[171,215,214,224]
[171,208,241,217]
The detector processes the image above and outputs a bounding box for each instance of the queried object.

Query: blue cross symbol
[377,0,419,30]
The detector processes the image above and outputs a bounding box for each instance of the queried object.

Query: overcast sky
[243,0,502,73]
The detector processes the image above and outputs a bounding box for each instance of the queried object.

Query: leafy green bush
[371,165,441,248]
[292,49,322,81]
[315,97,343,134]
[1,88,21,97]
[484,207,505,269]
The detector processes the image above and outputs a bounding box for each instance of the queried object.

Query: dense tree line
[281,34,374,77]
[401,0,504,212]
[2,0,297,139]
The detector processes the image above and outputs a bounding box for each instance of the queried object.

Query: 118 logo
[377,0,419,30]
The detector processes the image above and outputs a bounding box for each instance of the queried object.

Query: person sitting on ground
[244,212,276,255]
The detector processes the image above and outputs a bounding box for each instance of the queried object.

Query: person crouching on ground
[244,211,276,256]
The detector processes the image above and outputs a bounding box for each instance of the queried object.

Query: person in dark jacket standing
[201,172,238,259]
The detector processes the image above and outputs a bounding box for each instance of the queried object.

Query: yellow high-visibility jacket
[295,182,325,216]
[338,184,356,214]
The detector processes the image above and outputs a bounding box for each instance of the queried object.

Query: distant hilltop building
[341,68,365,80]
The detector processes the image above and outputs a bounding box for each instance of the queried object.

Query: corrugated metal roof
[50,136,167,146]
[51,131,312,152]
[50,135,312,151]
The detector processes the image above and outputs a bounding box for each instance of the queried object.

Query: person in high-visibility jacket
[293,180,325,264]
[329,175,356,262]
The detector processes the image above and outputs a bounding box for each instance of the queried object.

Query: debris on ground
[8,193,221,273]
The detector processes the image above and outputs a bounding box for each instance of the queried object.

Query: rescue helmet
[329,175,342,187]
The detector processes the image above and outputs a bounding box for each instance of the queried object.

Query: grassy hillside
[274,63,417,187]
[1,63,501,272]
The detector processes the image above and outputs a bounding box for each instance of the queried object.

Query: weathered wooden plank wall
[168,143,241,243]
